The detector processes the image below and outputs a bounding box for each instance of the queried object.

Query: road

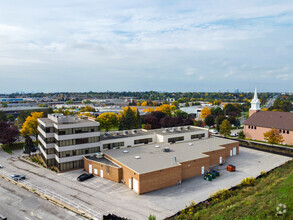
[265,94,279,108]
[0,176,84,220]
[0,145,291,220]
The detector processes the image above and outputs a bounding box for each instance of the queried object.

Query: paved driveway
[0,147,291,220]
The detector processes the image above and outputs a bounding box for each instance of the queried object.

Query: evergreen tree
[24,135,35,155]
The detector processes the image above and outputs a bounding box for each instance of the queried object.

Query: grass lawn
[174,160,293,220]
[1,141,38,154]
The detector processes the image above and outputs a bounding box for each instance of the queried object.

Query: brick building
[83,137,239,194]
[244,89,293,145]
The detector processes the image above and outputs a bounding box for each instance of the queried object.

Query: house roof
[244,111,293,130]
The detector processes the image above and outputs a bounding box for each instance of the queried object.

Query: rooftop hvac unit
[104,132,109,137]
[163,147,170,152]
[171,127,176,132]
[123,150,129,153]
[123,130,128,135]
[178,127,182,131]
[185,126,190,130]
[116,131,120,135]
[155,145,160,148]
[162,128,168,133]
[132,129,137,134]
[134,156,141,159]
[95,152,104,158]
[188,143,193,146]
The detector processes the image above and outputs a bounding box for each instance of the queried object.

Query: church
[244,89,293,145]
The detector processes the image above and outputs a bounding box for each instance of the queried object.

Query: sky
[0,0,293,93]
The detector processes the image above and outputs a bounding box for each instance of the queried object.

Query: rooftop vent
[188,143,193,146]
[155,145,160,148]
[134,156,141,159]
[185,126,190,130]
[123,150,129,153]
[132,129,137,134]
[95,152,104,158]
[178,127,182,131]
[162,128,168,133]
[123,130,128,135]
[116,131,120,135]
[163,147,170,152]
[104,132,110,137]
[171,127,176,132]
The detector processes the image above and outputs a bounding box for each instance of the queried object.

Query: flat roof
[105,137,238,174]
[38,117,99,126]
[85,156,119,168]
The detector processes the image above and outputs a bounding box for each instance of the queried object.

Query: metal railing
[0,170,102,220]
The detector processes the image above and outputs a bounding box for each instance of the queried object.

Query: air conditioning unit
[163,147,170,152]
[123,130,128,135]
[95,152,104,158]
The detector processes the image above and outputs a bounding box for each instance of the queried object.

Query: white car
[210,130,218,134]
[230,132,238,137]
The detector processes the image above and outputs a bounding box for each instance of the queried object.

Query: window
[287,130,290,134]
[134,138,153,145]
[191,133,205,139]
[168,136,184,143]
[248,125,251,129]
[76,138,89,145]
[283,130,285,134]
[103,142,124,150]
[254,126,257,130]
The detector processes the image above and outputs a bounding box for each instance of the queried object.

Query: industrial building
[83,136,239,194]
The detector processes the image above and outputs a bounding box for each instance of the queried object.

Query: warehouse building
[83,137,239,194]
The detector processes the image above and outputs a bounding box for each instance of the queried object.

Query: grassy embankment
[172,160,293,220]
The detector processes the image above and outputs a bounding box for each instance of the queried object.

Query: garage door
[94,169,98,175]
[133,178,139,193]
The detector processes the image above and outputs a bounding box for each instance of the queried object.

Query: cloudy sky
[0,0,293,93]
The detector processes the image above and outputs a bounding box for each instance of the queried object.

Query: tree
[238,130,245,139]
[141,101,148,106]
[1,102,8,108]
[211,107,224,116]
[155,104,172,116]
[82,100,92,104]
[0,111,7,121]
[118,107,138,130]
[200,107,211,118]
[0,121,19,146]
[264,128,284,145]
[20,112,43,140]
[171,101,179,109]
[173,110,188,119]
[6,114,15,122]
[97,112,118,131]
[205,115,215,127]
[213,100,221,106]
[65,100,74,104]
[219,119,231,136]
[143,107,155,113]
[23,135,35,155]
[80,105,95,112]
[216,115,227,131]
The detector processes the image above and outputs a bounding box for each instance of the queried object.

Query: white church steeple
[249,88,261,117]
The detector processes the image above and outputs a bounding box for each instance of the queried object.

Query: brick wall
[83,157,122,183]
[181,157,210,179]
[202,148,226,166]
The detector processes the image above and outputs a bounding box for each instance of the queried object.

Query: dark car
[10,174,26,181]
[77,173,94,182]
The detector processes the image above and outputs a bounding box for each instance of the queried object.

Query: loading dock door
[89,164,92,174]
[133,178,138,193]
[94,169,98,175]
[230,150,233,157]
[220,156,222,164]
[100,170,103,178]
[201,166,205,174]
[129,178,132,189]
[233,147,237,155]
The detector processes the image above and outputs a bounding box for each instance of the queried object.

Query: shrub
[50,166,58,172]
[148,214,156,220]
[241,177,257,187]
[260,171,267,176]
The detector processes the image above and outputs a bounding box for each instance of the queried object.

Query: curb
[19,156,58,174]
[0,173,93,219]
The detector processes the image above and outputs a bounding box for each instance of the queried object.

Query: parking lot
[0,147,291,220]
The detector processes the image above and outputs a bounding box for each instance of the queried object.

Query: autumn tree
[155,104,172,116]
[200,107,211,118]
[0,121,19,147]
[143,107,155,113]
[204,115,215,127]
[20,112,43,140]
[80,105,95,112]
[97,112,118,131]
[141,101,148,106]
[264,128,284,145]
[219,119,231,136]
[213,100,221,106]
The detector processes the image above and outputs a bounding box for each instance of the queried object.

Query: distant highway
[265,94,279,108]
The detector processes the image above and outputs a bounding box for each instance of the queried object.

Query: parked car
[77,173,94,182]
[230,132,238,137]
[210,129,218,134]
[9,174,26,181]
